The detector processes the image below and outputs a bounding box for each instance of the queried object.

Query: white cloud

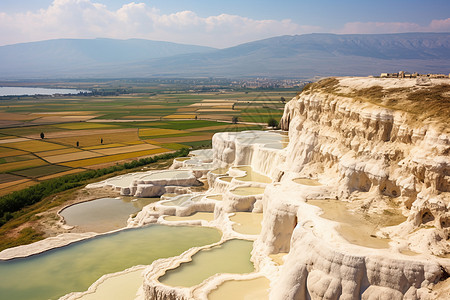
[0,0,315,48]
[429,18,450,31]
[337,18,450,34]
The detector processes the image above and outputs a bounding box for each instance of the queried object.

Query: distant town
[379,71,450,78]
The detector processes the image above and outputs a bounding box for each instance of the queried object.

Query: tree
[232,116,239,124]
[40,132,45,139]
[268,118,279,129]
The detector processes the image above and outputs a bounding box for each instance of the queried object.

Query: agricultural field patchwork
[61,148,169,168]
[4,140,66,152]
[0,84,296,195]
[12,165,73,178]
[0,158,47,173]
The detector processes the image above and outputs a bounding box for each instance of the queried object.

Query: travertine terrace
[1,77,448,299]
[137,77,449,299]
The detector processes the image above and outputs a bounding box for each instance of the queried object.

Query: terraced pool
[0,225,221,300]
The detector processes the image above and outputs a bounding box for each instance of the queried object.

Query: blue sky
[0,0,449,48]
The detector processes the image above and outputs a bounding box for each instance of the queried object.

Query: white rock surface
[139,77,448,299]
[3,77,448,300]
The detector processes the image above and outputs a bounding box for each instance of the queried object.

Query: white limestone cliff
[139,77,448,299]
[4,77,448,300]
[278,77,449,257]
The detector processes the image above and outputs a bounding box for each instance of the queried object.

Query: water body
[77,268,144,300]
[164,212,215,222]
[293,178,322,186]
[208,277,270,300]
[307,199,406,249]
[0,225,221,300]
[230,212,263,235]
[231,186,265,196]
[60,197,159,233]
[159,239,254,287]
[0,87,90,96]
[233,166,271,184]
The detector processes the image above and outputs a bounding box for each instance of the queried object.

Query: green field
[0,81,297,195]
[12,165,72,178]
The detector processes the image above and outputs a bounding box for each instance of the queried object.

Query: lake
[0,87,90,96]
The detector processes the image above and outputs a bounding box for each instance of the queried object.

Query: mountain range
[0,33,449,79]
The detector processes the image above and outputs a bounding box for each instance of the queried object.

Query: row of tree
[0,148,189,227]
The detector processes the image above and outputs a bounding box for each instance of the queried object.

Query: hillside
[0,33,449,79]
[0,38,215,79]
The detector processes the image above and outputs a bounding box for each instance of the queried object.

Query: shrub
[0,147,189,227]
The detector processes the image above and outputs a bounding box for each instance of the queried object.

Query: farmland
[0,79,298,195]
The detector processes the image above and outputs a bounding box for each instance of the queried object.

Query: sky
[0,0,449,48]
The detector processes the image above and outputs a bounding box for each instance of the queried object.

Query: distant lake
[0,87,90,96]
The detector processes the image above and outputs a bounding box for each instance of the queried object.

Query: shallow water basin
[0,225,221,300]
[230,212,263,235]
[60,197,158,232]
[208,276,270,300]
[206,195,223,201]
[293,178,322,186]
[233,166,271,184]
[191,195,205,202]
[164,212,214,222]
[140,170,193,181]
[106,174,138,188]
[161,195,193,206]
[76,268,143,300]
[307,199,405,249]
[161,193,177,199]
[231,186,265,196]
[218,176,233,182]
[159,239,254,287]
[269,252,288,265]
[211,167,229,175]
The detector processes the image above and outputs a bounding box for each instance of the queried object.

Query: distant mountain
[0,38,215,78]
[0,33,449,79]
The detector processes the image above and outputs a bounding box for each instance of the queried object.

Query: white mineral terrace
[1,77,449,299]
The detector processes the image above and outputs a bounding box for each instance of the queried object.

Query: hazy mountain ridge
[0,38,216,78]
[1,33,449,79]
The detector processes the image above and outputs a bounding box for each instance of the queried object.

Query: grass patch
[306,77,450,126]
[38,169,85,181]
[156,143,188,150]
[12,165,72,178]
[0,147,28,158]
[35,147,81,157]
[0,159,47,173]
[0,154,36,164]
[0,227,44,252]
[150,134,213,144]
[48,130,139,147]
[90,143,159,156]
[302,77,339,95]
[6,140,66,152]
[0,180,37,197]
[52,123,119,130]
[138,128,188,137]
[61,148,169,168]
[0,148,189,229]
[180,140,213,148]
[155,120,227,130]
[0,174,26,184]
